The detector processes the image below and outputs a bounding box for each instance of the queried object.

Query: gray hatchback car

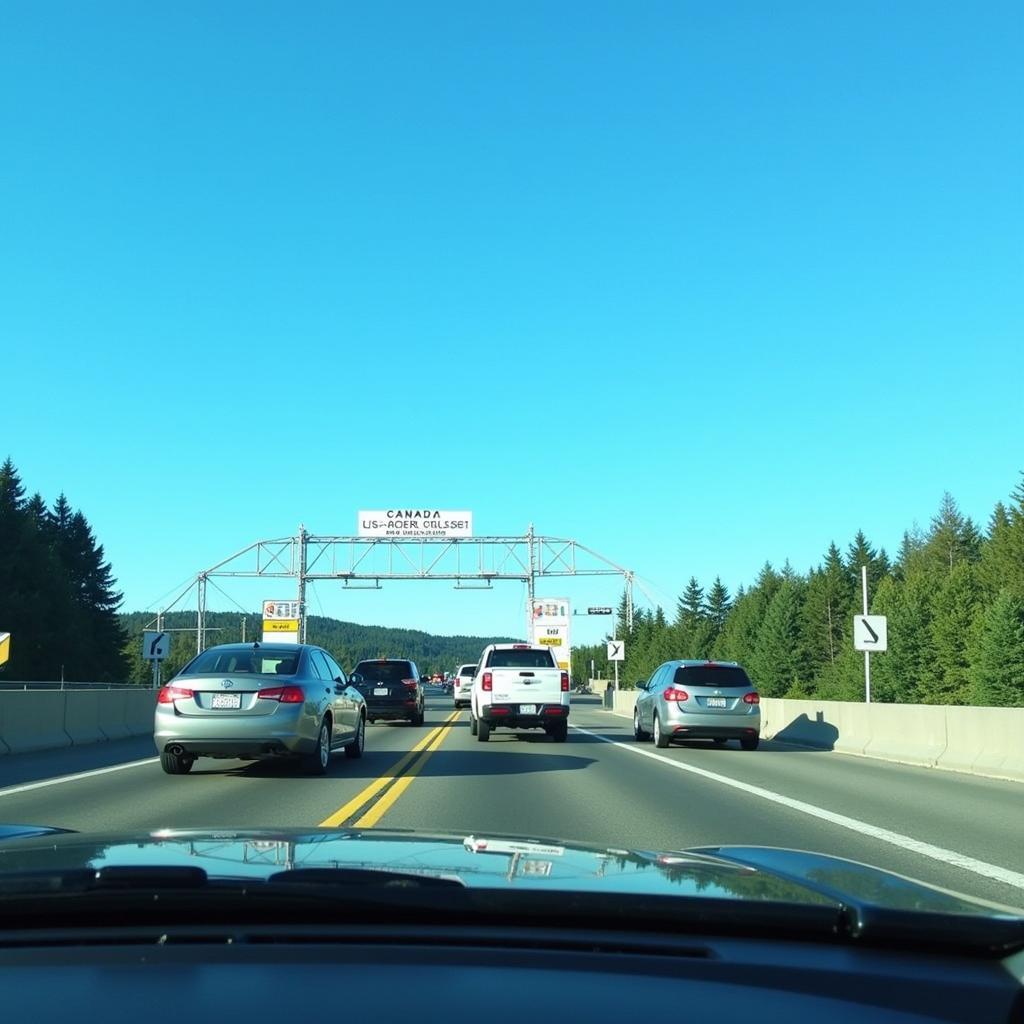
[154,643,367,775]
[633,660,760,750]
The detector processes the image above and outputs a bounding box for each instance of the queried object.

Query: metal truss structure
[163,525,634,651]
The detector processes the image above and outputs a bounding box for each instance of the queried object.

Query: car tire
[477,718,490,742]
[551,721,568,743]
[345,714,365,759]
[633,708,649,741]
[302,719,331,775]
[653,713,670,749]
[740,736,760,751]
[470,712,478,735]
[160,750,193,775]
[411,706,425,726]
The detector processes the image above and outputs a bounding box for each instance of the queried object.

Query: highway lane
[0,691,1021,910]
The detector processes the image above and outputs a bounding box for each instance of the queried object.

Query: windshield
[1,3,1022,935]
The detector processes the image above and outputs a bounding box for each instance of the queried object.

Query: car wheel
[303,719,331,775]
[633,707,649,741]
[345,714,365,759]
[411,706,425,726]
[653,713,670,749]
[477,718,490,742]
[470,713,478,735]
[160,750,193,775]
[550,721,568,743]
[740,736,760,751]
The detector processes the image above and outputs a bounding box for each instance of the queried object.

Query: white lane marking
[0,758,159,798]
[571,725,1024,892]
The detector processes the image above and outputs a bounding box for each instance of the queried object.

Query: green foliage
[118,610,518,683]
[595,472,1024,707]
[0,458,127,681]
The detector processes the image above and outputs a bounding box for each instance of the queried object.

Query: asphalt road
[1,690,1021,910]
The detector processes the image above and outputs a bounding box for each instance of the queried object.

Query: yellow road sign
[0,632,10,667]
[262,619,300,633]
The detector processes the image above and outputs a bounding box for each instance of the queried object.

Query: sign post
[607,639,624,691]
[142,630,170,689]
[852,566,888,703]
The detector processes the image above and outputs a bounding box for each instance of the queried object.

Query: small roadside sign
[0,632,10,667]
[587,606,613,615]
[607,640,625,662]
[143,630,170,661]
[853,615,888,652]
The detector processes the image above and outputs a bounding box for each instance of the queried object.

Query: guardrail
[599,691,1024,784]
[0,687,156,756]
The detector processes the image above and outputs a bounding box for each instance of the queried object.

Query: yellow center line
[353,714,458,828]
[318,710,460,828]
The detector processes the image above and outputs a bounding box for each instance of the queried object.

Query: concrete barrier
[0,692,71,754]
[63,690,107,746]
[0,697,9,756]
[124,690,156,736]
[863,703,948,767]
[938,707,1024,783]
[97,690,131,740]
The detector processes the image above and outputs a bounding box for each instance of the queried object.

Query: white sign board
[143,630,170,661]
[607,640,625,662]
[358,510,473,538]
[853,615,888,652]
[263,599,300,644]
[529,598,571,672]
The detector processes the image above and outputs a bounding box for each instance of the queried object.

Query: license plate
[706,697,727,708]
[211,693,241,709]
[519,704,537,715]
[374,688,389,696]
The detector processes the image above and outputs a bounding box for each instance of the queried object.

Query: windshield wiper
[266,867,463,889]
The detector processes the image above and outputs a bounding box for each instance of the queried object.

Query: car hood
[0,824,1019,921]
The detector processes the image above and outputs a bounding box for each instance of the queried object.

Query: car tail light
[257,685,305,703]
[489,707,509,715]
[544,706,566,715]
[560,672,570,692]
[403,678,418,689]
[663,687,689,702]
[157,685,194,704]
[513,644,530,649]
[743,692,760,705]
[482,672,492,691]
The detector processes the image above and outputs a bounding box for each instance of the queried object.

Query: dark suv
[350,659,425,726]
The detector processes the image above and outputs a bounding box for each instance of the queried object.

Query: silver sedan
[154,643,366,775]
[633,660,761,750]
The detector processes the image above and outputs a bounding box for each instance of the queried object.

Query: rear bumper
[663,707,760,740]
[480,704,569,729]
[154,702,317,758]
[366,700,419,720]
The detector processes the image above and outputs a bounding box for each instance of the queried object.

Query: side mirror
[635,680,647,691]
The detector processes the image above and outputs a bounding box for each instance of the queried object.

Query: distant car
[153,643,366,776]
[350,658,425,726]
[633,660,760,750]
[452,663,476,708]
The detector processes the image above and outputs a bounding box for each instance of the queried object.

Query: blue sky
[2,2,1021,645]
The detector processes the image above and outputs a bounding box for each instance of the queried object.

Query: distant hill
[119,610,518,683]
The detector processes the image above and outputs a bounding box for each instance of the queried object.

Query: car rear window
[460,665,476,676]
[355,661,415,684]
[486,649,556,669]
[181,647,299,676]
[672,665,753,689]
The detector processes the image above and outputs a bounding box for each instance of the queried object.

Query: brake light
[157,685,194,704]
[560,672,569,692]
[402,678,418,689]
[743,692,760,705]
[513,644,530,649]
[663,687,689,702]
[257,685,305,703]
[489,707,509,715]
[482,672,493,691]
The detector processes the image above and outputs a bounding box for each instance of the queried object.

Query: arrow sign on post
[143,631,170,661]
[853,615,887,652]
[607,641,625,662]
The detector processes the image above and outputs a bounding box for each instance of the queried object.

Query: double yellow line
[319,710,460,828]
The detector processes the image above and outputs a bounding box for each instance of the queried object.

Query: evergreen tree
[846,530,890,610]
[923,492,982,575]
[750,579,809,697]
[801,542,853,673]
[929,560,982,704]
[705,577,732,631]
[968,590,1024,707]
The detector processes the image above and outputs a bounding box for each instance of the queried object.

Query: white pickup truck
[470,643,570,743]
